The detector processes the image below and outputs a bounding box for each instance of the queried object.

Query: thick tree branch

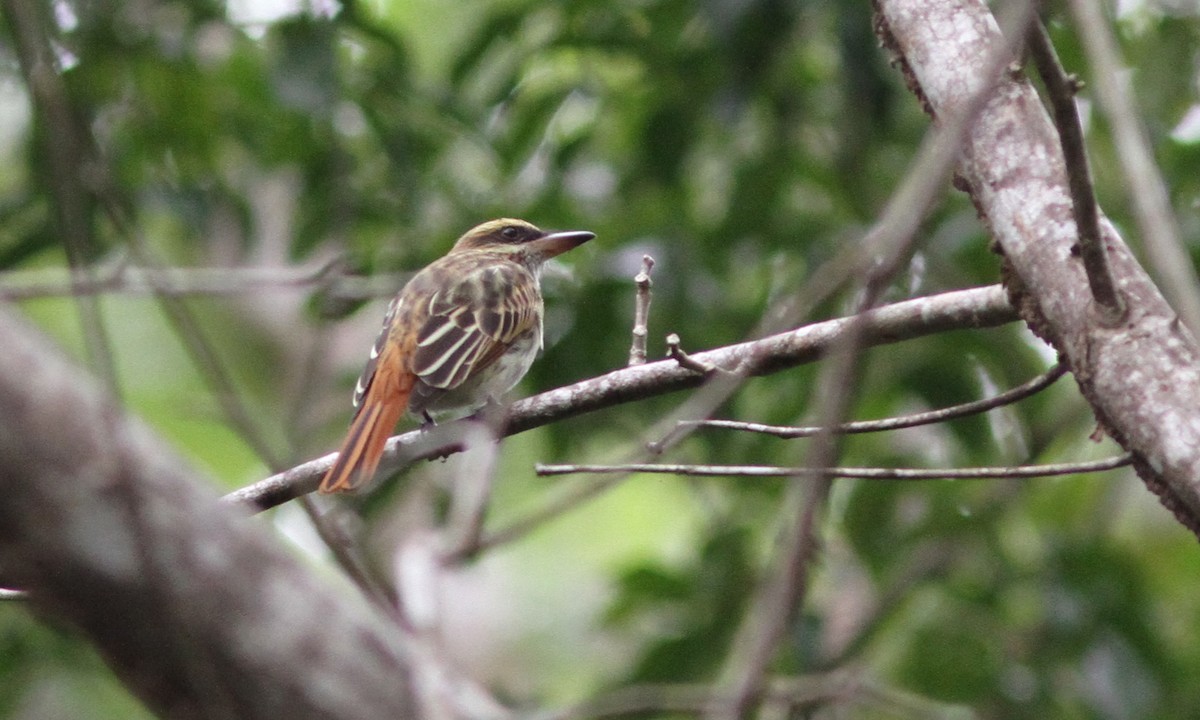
[875,0,1200,537]
[0,306,417,719]
[227,284,1018,511]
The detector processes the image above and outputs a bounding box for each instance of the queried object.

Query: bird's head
[451,218,594,263]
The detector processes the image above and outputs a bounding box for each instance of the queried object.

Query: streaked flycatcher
[318,218,595,494]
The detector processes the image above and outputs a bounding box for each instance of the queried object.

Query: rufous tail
[318,367,413,494]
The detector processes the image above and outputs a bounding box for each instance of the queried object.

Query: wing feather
[411,261,540,391]
[353,296,402,409]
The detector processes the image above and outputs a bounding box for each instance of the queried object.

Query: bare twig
[1065,0,1200,335]
[675,363,1066,439]
[0,588,27,601]
[666,333,717,375]
[1027,20,1124,323]
[536,454,1133,480]
[628,255,655,366]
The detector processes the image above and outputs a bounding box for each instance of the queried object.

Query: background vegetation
[1,0,1199,718]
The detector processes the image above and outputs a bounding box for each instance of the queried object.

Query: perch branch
[224,285,1018,512]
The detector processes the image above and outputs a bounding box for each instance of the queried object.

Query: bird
[317,218,595,494]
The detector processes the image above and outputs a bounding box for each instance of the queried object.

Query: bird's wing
[412,262,540,390]
[352,294,402,409]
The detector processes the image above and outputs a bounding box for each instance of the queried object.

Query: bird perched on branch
[318,218,595,494]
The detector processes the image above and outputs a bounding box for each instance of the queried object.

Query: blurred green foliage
[1,0,1200,718]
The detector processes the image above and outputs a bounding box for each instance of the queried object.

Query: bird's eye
[501,226,521,241]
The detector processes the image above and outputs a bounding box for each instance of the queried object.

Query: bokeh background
[2,0,1200,718]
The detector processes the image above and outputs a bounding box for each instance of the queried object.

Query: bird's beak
[529,230,595,259]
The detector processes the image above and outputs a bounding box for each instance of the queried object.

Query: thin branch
[814,542,957,670]
[223,285,1019,512]
[676,363,1066,439]
[298,496,401,614]
[1065,0,1200,335]
[0,260,407,302]
[97,207,286,471]
[627,255,655,366]
[535,454,1133,480]
[0,588,28,601]
[439,415,504,562]
[1027,19,1124,323]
